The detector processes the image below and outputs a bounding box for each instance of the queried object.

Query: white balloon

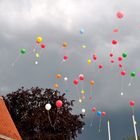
[82,108,86,113]
[64,77,68,81]
[45,103,51,111]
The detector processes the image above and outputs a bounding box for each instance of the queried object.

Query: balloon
[35,61,38,65]
[89,96,92,100]
[36,36,42,43]
[116,11,124,19]
[93,54,97,60]
[119,64,123,68]
[129,100,135,107]
[53,83,59,88]
[131,72,136,77]
[73,79,79,85]
[113,28,119,33]
[102,112,106,117]
[79,74,84,80]
[56,100,63,108]
[64,77,68,81]
[56,74,62,79]
[81,90,85,94]
[82,108,86,113]
[63,42,68,48]
[111,59,115,63]
[118,56,123,61]
[92,107,96,112]
[20,48,26,54]
[79,98,82,103]
[81,45,87,48]
[90,80,95,86]
[121,70,126,76]
[122,52,127,58]
[87,59,91,64]
[41,43,46,49]
[45,103,51,111]
[80,29,84,34]
[35,53,40,58]
[109,53,113,57]
[63,55,68,60]
[112,40,118,45]
[97,111,102,117]
[98,64,103,69]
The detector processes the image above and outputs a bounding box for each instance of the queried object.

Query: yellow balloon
[35,53,40,58]
[90,80,95,86]
[81,90,85,94]
[87,59,91,64]
[36,37,42,43]
[53,83,59,89]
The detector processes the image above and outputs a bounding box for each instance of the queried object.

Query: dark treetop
[3,87,85,140]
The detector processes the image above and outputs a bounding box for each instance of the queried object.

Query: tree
[3,87,85,140]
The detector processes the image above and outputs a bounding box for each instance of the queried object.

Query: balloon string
[11,54,21,67]
[98,116,102,133]
[120,76,124,95]
[90,114,94,127]
[47,111,53,127]
[128,77,133,86]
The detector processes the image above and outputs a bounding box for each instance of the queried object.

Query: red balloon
[56,100,63,108]
[118,56,123,61]
[111,59,115,63]
[112,40,118,45]
[109,53,113,57]
[121,70,126,76]
[102,112,106,117]
[41,43,46,49]
[129,100,135,107]
[93,54,97,60]
[79,74,84,81]
[73,79,79,85]
[113,28,119,33]
[116,11,124,19]
[119,64,123,68]
[63,55,68,60]
[92,107,96,112]
[89,96,92,100]
[98,64,103,69]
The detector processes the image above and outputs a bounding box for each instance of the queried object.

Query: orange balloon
[56,74,62,79]
[90,80,95,86]
[53,83,59,89]
[62,42,68,48]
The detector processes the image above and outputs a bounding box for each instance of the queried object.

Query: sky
[0,0,140,139]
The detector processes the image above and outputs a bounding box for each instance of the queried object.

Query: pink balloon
[56,100,63,108]
[121,70,126,76]
[93,54,97,60]
[119,64,123,68]
[111,59,115,63]
[112,40,118,45]
[63,55,68,60]
[109,53,113,57]
[116,11,124,19]
[129,100,135,107]
[41,43,46,49]
[102,112,106,117]
[92,107,96,112]
[113,28,119,33]
[98,64,103,69]
[118,56,123,61]
[79,74,84,81]
[73,79,79,85]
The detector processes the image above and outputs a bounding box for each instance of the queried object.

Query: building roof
[0,97,22,140]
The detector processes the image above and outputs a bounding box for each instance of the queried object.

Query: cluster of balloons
[45,100,63,111]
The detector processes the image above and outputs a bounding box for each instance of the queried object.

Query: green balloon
[122,52,127,58]
[20,48,26,54]
[131,72,136,77]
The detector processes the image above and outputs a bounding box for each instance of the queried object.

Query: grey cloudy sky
[0,0,140,139]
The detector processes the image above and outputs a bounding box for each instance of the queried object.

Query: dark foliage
[3,87,85,140]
